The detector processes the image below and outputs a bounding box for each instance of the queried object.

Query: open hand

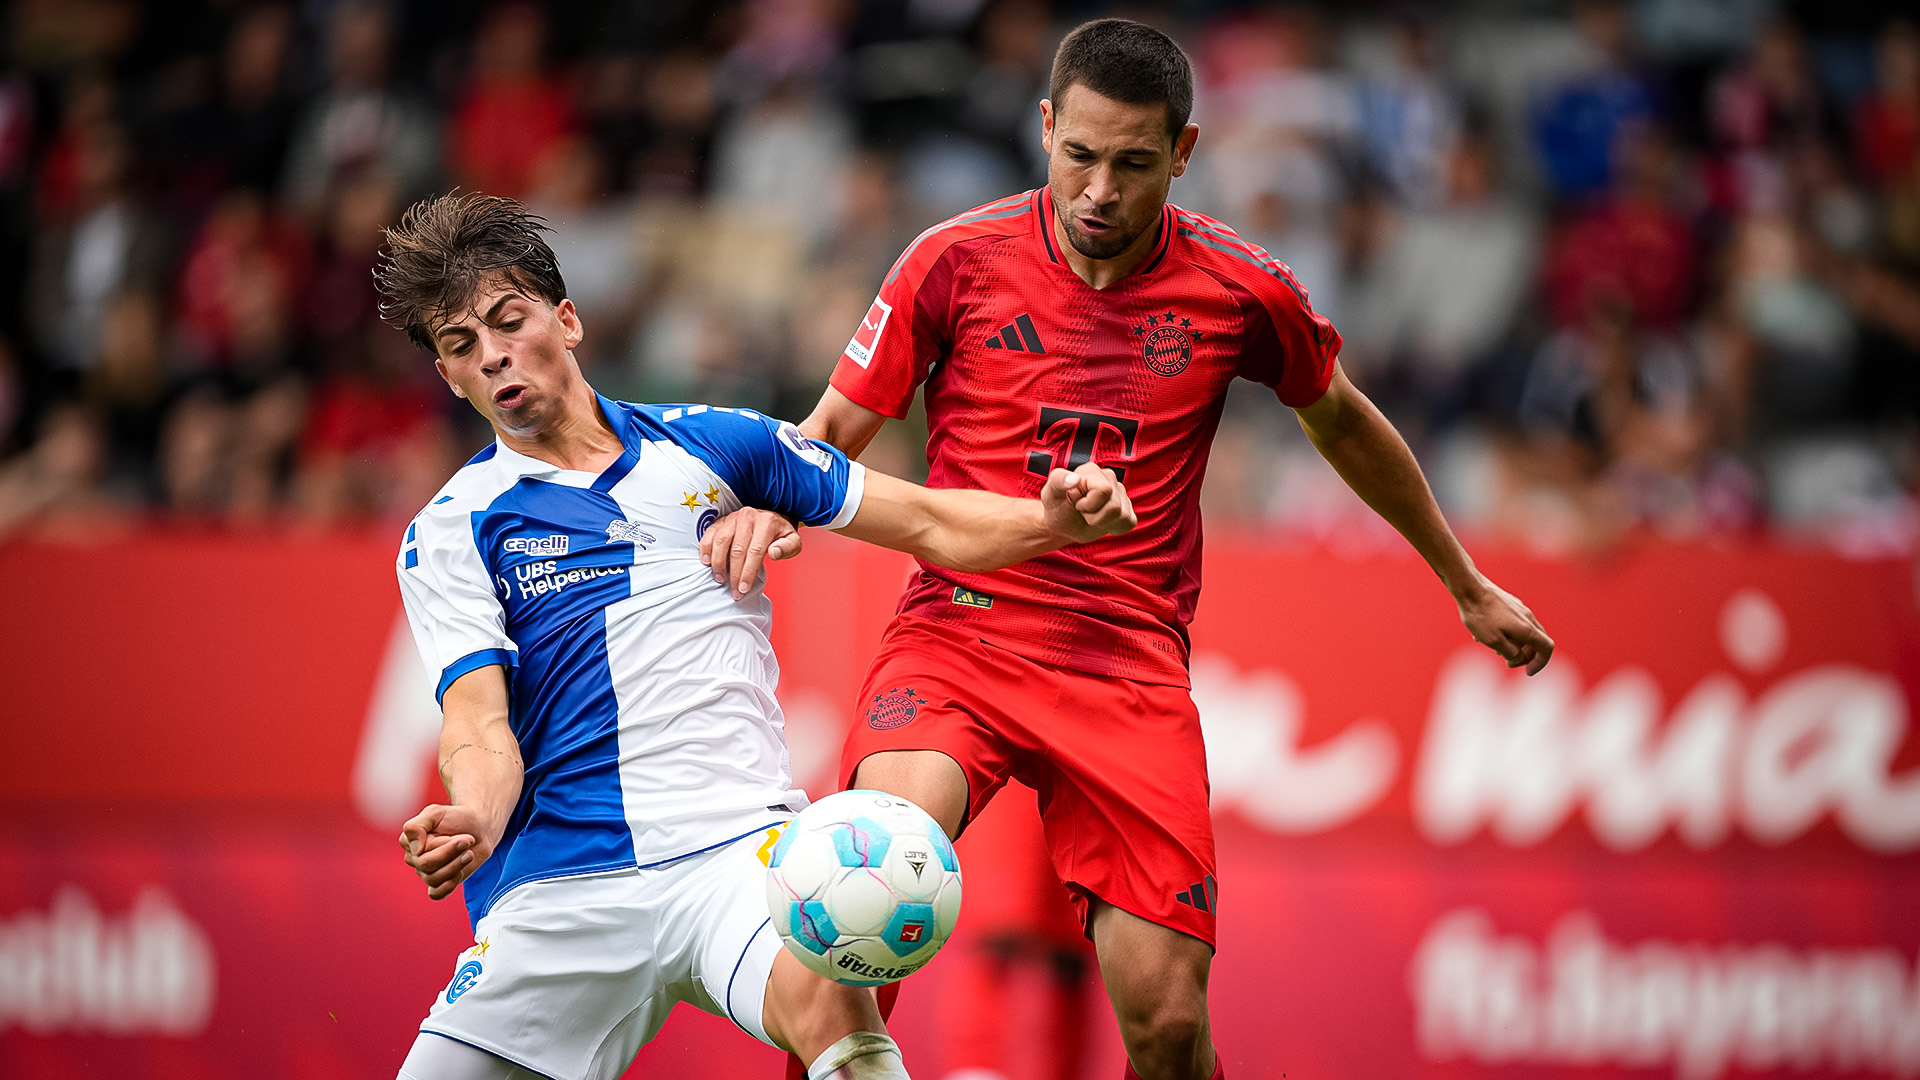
[699,508,803,599]
[1041,462,1136,543]
[399,804,499,901]
[1457,575,1554,675]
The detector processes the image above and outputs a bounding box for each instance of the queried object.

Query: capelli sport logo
[503,534,569,557]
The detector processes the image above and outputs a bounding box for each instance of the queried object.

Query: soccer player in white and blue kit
[377,194,1135,1080]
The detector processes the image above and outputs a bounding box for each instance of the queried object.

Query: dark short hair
[1048,18,1195,138]
[375,192,568,351]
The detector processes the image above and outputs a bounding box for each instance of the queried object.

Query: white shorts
[417,823,789,1080]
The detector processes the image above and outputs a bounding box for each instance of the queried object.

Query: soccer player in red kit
[704,18,1553,1080]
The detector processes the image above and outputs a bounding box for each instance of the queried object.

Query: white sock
[806,1031,909,1080]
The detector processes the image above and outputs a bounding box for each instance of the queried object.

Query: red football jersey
[830,187,1342,687]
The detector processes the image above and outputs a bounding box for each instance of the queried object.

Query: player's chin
[1066,223,1141,261]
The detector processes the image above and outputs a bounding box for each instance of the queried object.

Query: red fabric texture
[841,617,1219,947]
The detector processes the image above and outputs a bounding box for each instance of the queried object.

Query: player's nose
[1085,164,1120,205]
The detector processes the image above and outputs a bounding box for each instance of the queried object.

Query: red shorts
[839,617,1218,948]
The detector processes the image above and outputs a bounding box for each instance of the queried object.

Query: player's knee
[1119,999,1205,1050]
[1111,976,1209,1067]
[848,750,966,837]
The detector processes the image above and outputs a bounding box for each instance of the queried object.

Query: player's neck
[495,383,624,473]
[1053,209,1162,291]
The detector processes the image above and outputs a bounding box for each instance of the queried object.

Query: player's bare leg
[1089,902,1218,1080]
[761,950,910,1078]
[850,750,970,838]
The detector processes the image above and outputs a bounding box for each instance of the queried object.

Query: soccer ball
[765,789,962,986]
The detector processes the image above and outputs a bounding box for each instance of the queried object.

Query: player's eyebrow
[1062,137,1160,158]
[433,292,526,342]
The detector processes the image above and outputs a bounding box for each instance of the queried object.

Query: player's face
[1041,84,1199,262]
[430,275,585,439]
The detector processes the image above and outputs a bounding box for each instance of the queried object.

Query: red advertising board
[2,532,1917,1078]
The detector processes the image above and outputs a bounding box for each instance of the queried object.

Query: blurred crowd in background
[0,0,1915,553]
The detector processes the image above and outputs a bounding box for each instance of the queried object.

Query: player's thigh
[415,872,669,1080]
[1023,667,1219,949]
[676,824,793,1047]
[398,1031,544,1080]
[840,619,1032,835]
[1088,900,1213,1021]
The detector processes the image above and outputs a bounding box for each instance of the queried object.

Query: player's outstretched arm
[399,664,524,900]
[836,462,1135,572]
[1294,363,1554,675]
[697,389,894,594]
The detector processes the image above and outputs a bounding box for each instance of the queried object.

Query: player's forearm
[840,473,1066,573]
[437,669,525,841]
[438,723,523,833]
[1298,385,1487,602]
[915,488,1064,572]
[800,387,887,460]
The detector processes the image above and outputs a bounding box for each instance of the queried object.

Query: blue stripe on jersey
[435,647,517,704]
[473,605,632,915]
[628,403,856,527]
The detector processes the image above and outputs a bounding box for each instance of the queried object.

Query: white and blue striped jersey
[396,396,866,926]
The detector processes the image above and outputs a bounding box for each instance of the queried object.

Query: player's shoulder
[632,400,777,445]
[406,442,515,537]
[882,189,1040,288]
[1168,204,1317,312]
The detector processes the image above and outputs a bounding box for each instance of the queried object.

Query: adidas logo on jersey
[983,314,1045,354]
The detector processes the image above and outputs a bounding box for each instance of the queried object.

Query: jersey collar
[482,392,641,491]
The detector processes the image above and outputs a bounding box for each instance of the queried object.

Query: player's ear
[1039,98,1056,156]
[556,299,584,350]
[434,358,468,399]
[1170,123,1199,179]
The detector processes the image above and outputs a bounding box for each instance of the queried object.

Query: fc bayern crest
[867,687,926,730]
[1132,310,1204,377]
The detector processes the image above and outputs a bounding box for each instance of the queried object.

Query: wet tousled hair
[1048,18,1195,139]
[374,192,568,352]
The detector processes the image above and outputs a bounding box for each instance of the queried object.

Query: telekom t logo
[1024,406,1139,482]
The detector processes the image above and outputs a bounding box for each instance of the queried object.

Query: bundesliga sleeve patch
[842,296,893,369]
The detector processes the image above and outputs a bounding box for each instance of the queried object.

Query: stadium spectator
[1529,0,1658,204]
[629,49,721,199]
[172,188,310,380]
[137,3,298,224]
[445,2,573,201]
[28,83,163,380]
[281,0,439,217]
[1543,124,1699,331]
[1355,14,1461,210]
[1853,19,1920,191]
[1346,129,1539,434]
[0,400,123,539]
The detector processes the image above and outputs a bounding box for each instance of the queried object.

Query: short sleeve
[1216,247,1343,408]
[662,407,866,529]
[828,243,960,420]
[397,510,516,704]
